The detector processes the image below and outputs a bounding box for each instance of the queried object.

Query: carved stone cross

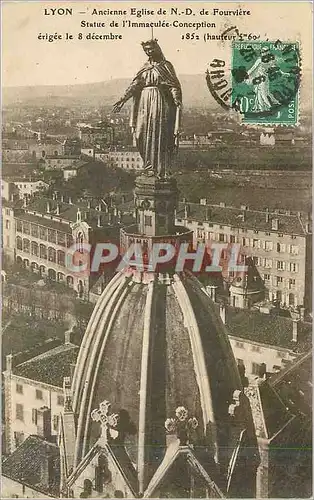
[91,400,119,444]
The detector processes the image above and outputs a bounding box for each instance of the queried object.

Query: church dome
[71,268,242,491]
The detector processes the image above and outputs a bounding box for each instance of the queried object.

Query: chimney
[184,204,190,218]
[46,201,51,213]
[56,204,60,215]
[87,200,91,209]
[265,208,270,223]
[6,354,13,373]
[118,210,122,222]
[300,307,305,321]
[272,218,279,230]
[37,406,51,439]
[292,319,299,342]
[64,330,72,344]
[305,222,310,233]
[114,207,118,217]
[97,214,102,227]
[23,196,28,207]
[240,204,248,210]
[61,194,64,203]
[219,304,226,324]
[258,362,267,379]
[76,208,81,222]
[108,211,112,224]
[200,198,207,206]
[220,202,226,208]
[68,196,73,205]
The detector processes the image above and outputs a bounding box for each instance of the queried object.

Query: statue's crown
[141,38,158,47]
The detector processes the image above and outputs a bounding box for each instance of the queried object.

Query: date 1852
[181,33,200,40]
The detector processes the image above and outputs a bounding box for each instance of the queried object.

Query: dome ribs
[73,272,133,466]
[137,280,155,493]
[171,274,219,462]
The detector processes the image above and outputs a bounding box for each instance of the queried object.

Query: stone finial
[165,406,198,445]
[91,400,119,444]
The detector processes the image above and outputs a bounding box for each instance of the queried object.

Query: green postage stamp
[231,40,300,125]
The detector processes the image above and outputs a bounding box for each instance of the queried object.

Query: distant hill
[3,70,311,110]
[2,74,220,109]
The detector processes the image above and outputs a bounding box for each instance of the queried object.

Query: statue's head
[141,39,165,61]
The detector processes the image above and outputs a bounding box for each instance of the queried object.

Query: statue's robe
[123,59,182,176]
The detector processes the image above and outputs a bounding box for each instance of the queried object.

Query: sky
[2,1,313,87]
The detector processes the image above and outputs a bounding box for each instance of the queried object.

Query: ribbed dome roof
[71,269,242,491]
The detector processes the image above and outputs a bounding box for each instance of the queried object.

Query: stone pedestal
[134,175,178,237]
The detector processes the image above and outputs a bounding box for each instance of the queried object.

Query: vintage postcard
[1,1,312,498]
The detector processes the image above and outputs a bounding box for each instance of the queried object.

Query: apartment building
[176,201,312,310]
[2,195,133,299]
[108,147,144,171]
[3,335,79,455]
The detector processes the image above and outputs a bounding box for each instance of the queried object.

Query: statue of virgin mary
[113,39,182,178]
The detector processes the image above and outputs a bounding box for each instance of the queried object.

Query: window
[265,232,271,236]
[236,358,244,366]
[14,431,24,448]
[289,262,298,272]
[16,220,23,232]
[16,383,23,394]
[57,395,64,406]
[16,403,24,421]
[5,220,10,229]
[290,245,299,255]
[277,243,286,253]
[277,276,283,285]
[289,278,296,289]
[53,415,59,431]
[144,215,152,226]
[219,233,225,242]
[253,239,260,249]
[273,365,281,372]
[265,241,273,251]
[278,233,283,237]
[36,389,43,400]
[251,345,261,353]
[264,258,272,268]
[31,224,39,238]
[253,230,259,234]
[277,260,285,270]
[32,408,38,424]
[235,341,244,349]
[263,274,271,281]
[230,235,236,243]
[253,256,260,266]
[252,362,261,376]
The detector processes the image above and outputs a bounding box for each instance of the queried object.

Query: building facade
[2,195,130,300]
[175,202,312,311]
[3,335,79,455]
[108,147,144,171]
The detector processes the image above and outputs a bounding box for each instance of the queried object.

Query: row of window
[16,404,60,431]
[16,238,66,265]
[263,275,297,287]
[253,257,299,272]
[16,220,72,247]
[237,359,282,375]
[16,383,64,405]
[187,220,299,240]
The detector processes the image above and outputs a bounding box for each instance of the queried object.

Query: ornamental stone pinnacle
[91,400,119,443]
[164,406,198,445]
